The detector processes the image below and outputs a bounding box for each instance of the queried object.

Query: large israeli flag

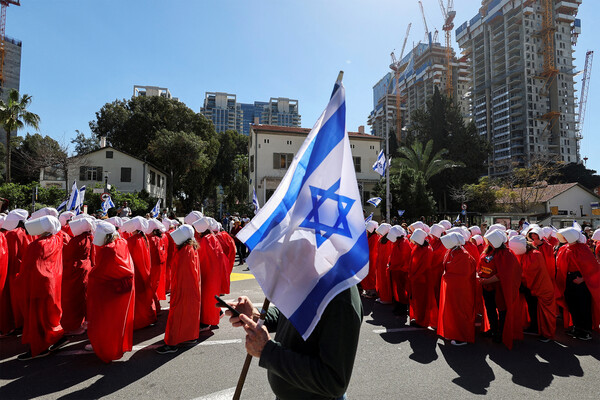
[66,181,79,211]
[75,185,86,214]
[237,74,368,340]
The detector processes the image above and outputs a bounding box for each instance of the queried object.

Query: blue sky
[8,0,600,172]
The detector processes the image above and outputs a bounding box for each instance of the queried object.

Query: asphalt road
[1,262,599,400]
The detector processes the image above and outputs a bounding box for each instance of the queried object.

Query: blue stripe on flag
[288,232,369,337]
[244,101,346,250]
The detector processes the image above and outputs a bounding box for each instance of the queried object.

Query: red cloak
[165,244,201,345]
[429,236,447,306]
[148,233,168,301]
[216,231,237,294]
[464,241,480,263]
[518,249,556,339]
[61,231,93,331]
[492,248,523,349]
[127,232,157,329]
[166,228,176,292]
[3,228,31,331]
[437,246,477,343]
[361,232,379,291]
[537,240,556,285]
[61,224,74,238]
[88,238,135,362]
[375,237,393,303]
[197,234,226,325]
[388,237,411,304]
[20,234,64,356]
[0,232,9,333]
[409,242,436,327]
[566,243,600,332]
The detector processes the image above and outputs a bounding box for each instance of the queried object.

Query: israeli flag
[57,199,67,213]
[237,74,369,340]
[75,185,86,214]
[66,181,79,211]
[521,220,530,232]
[151,199,161,218]
[365,212,373,223]
[454,214,461,223]
[101,196,115,215]
[366,197,382,207]
[573,220,582,232]
[397,210,405,216]
[252,187,260,215]
[372,150,387,177]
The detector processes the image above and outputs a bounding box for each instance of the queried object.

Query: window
[273,153,294,169]
[250,155,254,173]
[264,139,270,144]
[149,171,156,185]
[79,166,103,181]
[353,157,361,173]
[106,151,113,159]
[121,167,132,182]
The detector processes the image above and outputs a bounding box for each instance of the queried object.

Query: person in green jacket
[226,285,363,400]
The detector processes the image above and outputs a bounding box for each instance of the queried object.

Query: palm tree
[0,89,40,182]
[393,139,464,182]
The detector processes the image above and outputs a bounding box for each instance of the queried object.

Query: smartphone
[214,295,241,317]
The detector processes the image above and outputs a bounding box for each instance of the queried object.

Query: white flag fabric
[75,185,86,214]
[252,187,260,215]
[372,150,387,177]
[237,77,368,340]
[101,196,115,215]
[573,220,582,232]
[151,199,161,218]
[66,181,79,211]
[366,197,382,207]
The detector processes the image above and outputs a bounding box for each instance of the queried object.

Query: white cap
[105,216,123,228]
[469,226,482,236]
[557,227,580,244]
[121,217,131,222]
[70,217,96,236]
[526,227,543,239]
[387,225,406,243]
[184,211,203,226]
[3,209,29,231]
[472,234,484,246]
[439,220,452,230]
[592,229,600,241]
[447,227,469,242]
[208,217,219,233]
[170,224,195,246]
[72,213,93,222]
[122,216,149,233]
[0,215,5,230]
[93,221,117,246]
[30,207,59,220]
[24,215,61,236]
[460,226,471,240]
[409,221,426,233]
[507,229,518,239]
[192,217,211,233]
[441,232,464,249]
[376,223,392,236]
[366,220,379,233]
[162,218,171,230]
[578,232,587,244]
[410,228,427,246]
[484,229,508,249]
[430,223,445,238]
[58,211,76,226]
[145,218,166,234]
[488,223,507,232]
[508,235,527,255]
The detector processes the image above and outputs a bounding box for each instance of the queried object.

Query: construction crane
[578,50,594,139]
[438,0,455,98]
[537,0,560,137]
[0,0,19,87]
[418,1,429,43]
[390,23,412,144]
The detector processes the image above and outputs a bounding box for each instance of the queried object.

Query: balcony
[556,1,581,14]
[556,13,576,23]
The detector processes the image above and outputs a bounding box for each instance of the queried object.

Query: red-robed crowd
[0,207,236,361]
[361,219,600,347]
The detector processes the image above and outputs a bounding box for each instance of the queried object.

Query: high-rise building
[456,0,581,176]
[133,85,177,100]
[1,36,22,142]
[368,41,472,138]
[201,93,301,135]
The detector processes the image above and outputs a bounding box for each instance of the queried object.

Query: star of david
[299,179,355,248]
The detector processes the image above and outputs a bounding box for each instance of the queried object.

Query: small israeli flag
[372,150,387,177]
[74,185,86,214]
[237,73,368,340]
[101,196,115,215]
[573,220,582,232]
[454,214,461,223]
[397,210,405,216]
[151,199,161,218]
[367,197,382,207]
[365,212,373,223]
[252,187,260,215]
[57,199,68,213]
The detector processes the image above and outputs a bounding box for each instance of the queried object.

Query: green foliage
[461,176,500,213]
[210,130,249,211]
[11,133,67,184]
[0,182,64,211]
[393,139,464,182]
[71,130,100,155]
[549,162,600,190]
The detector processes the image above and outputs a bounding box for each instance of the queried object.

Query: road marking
[230,272,255,282]
[372,327,426,334]
[191,387,236,400]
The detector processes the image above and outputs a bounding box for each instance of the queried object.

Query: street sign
[93,188,104,194]
[101,193,111,201]
[461,209,467,216]
[461,203,467,210]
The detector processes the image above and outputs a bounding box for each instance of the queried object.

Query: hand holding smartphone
[215,295,241,317]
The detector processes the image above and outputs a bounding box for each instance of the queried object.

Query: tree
[71,130,100,155]
[11,133,68,185]
[549,162,600,190]
[210,130,249,212]
[0,89,41,183]
[460,176,500,213]
[393,139,464,182]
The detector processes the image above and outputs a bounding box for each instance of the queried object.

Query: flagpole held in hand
[233,298,271,400]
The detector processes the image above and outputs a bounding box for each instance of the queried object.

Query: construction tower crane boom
[438,0,455,98]
[0,0,20,86]
[418,1,429,43]
[390,23,412,144]
[578,50,594,138]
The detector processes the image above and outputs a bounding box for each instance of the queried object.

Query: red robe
[88,238,135,362]
[437,246,477,343]
[61,231,93,331]
[216,231,236,295]
[166,228,176,292]
[464,241,480,263]
[61,225,74,238]
[565,243,600,332]
[0,232,9,333]
[375,237,393,303]
[20,234,64,356]
[409,242,436,327]
[537,240,556,286]
[3,228,31,331]
[165,244,201,346]
[361,232,378,291]
[388,237,411,303]
[198,234,225,325]
[492,248,523,349]
[429,236,447,306]
[127,232,156,329]
[148,233,168,301]
[518,249,556,339]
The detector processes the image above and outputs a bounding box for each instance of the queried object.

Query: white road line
[191,387,236,400]
[372,327,425,334]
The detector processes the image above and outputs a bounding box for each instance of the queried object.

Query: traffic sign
[461,209,467,216]
[462,203,467,210]
[101,193,111,201]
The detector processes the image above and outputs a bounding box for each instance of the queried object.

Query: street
[1,262,599,400]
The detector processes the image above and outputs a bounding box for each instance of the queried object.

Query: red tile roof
[496,183,583,204]
[250,124,381,140]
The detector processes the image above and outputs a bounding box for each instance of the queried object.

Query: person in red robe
[437,232,477,345]
[87,221,135,362]
[592,228,600,261]
[375,223,394,305]
[59,211,76,236]
[193,217,225,330]
[429,223,447,308]
[360,221,379,298]
[17,215,65,360]
[215,226,236,295]
[471,234,485,256]
[509,235,556,342]
[478,229,523,349]
[165,221,177,294]
[527,227,556,287]
[146,219,168,311]
[408,228,436,328]
[157,225,201,354]
[0,220,10,336]
[61,217,94,334]
[2,209,31,334]
[123,216,156,330]
[388,226,411,315]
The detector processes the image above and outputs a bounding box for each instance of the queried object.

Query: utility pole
[385,97,390,223]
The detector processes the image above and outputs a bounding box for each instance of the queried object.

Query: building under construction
[368,39,471,139]
[456,0,582,176]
